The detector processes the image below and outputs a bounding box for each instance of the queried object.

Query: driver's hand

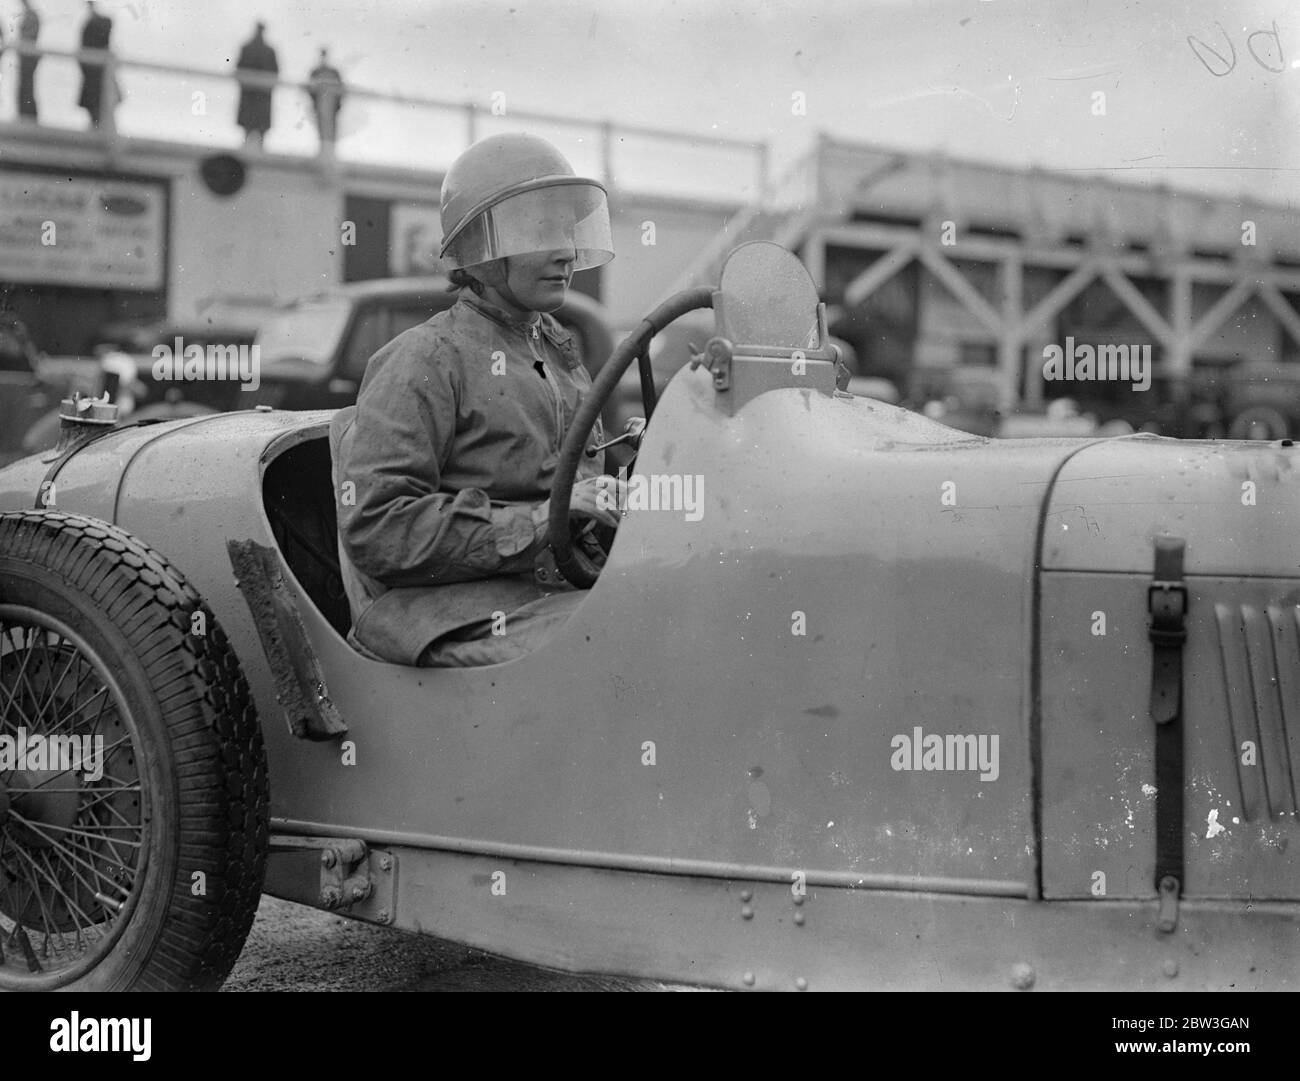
[533,474,627,536]
[576,474,627,528]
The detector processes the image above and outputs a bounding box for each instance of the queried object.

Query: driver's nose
[550,244,577,271]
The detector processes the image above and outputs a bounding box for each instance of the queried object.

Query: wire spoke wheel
[0,608,146,984]
[0,511,267,991]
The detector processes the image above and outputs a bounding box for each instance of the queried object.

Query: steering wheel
[549,287,714,588]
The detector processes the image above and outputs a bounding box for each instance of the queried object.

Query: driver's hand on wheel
[534,474,627,535]
[578,474,628,527]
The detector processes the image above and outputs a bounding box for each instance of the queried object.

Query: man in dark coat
[77,0,114,128]
[17,0,41,121]
[235,21,278,145]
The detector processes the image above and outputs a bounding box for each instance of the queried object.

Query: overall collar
[461,291,542,332]
[458,291,575,353]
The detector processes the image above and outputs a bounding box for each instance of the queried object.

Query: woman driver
[333,133,623,667]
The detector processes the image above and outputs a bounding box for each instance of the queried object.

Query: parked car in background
[16,282,614,455]
[242,278,614,416]
[93,318,260,415]
[1217,360,1300,440]
[19,321,260,455]
[0,316,61,467]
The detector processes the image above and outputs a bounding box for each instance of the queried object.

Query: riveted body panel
[1039,439,1300,904]
[94,375,1083,894]
[1042,437,1300,576]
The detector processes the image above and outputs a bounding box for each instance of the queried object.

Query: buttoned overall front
[332,291,606,665]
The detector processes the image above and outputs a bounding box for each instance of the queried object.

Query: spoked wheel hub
[7,767,82,848]
[0,606,146,984]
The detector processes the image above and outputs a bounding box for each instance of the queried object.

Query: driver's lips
[530,273,570,306]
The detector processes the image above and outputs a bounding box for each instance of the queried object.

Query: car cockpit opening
[261,436,351,638]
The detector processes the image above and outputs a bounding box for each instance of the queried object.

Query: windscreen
[254,298,352,365]
[715,241,820,350]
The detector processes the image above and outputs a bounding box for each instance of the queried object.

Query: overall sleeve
[338,332,546,587]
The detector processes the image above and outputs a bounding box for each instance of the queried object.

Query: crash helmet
[439,133,614,272]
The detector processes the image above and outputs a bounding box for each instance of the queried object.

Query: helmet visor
[442,181,614,272]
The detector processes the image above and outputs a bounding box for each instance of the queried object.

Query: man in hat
[15,0,40,122]
[235,20,277,146]
[77,0,115,128]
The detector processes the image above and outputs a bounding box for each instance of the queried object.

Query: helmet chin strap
[472,259,531,317]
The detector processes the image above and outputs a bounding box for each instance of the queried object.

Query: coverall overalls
[332,289,607,667]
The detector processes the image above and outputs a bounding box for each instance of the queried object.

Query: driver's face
[500,248,576,314]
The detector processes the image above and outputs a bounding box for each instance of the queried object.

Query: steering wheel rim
[549,286,714,588]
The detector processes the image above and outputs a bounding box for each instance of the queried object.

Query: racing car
[0,242,1296,991]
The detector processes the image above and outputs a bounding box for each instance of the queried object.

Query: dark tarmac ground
[223,896,709,991]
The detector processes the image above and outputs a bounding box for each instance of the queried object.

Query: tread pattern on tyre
[0,510,269,991]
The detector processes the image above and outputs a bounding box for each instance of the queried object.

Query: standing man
[235,21,277,147]
[77,0,114,129]
[308,47,344,155]
[16,0,40,122]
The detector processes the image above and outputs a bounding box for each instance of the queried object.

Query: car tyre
[0,511,268,990]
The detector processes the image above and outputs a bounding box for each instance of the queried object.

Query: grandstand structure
[670,133,1300,427]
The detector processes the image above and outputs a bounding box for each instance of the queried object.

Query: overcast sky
[3,0,1297,205]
